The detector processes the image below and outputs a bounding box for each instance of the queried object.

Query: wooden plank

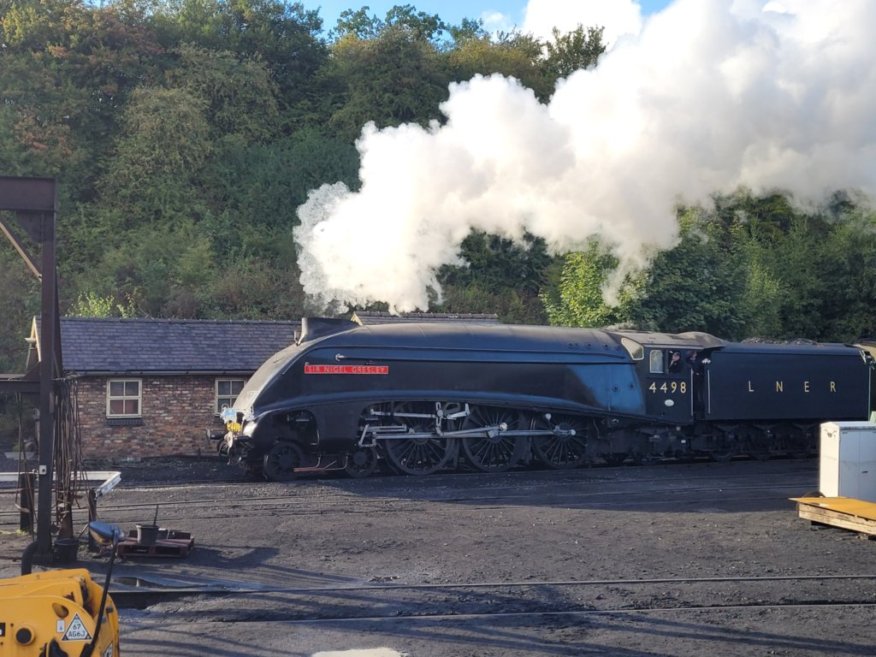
[796,503,876,537]
[116,537,194,558]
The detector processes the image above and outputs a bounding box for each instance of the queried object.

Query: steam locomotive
[216,318,873,480]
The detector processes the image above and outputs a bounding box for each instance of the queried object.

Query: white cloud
[479,10,517,34]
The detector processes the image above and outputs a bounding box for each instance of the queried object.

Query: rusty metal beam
[0,375,40,394]
[0,176,57,213]
[0,218,41,279]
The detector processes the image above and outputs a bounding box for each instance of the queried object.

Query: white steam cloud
[295,0,876,313]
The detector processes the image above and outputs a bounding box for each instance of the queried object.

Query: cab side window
[649,349,664,374]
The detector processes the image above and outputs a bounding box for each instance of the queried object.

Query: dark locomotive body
[217,318,873,480]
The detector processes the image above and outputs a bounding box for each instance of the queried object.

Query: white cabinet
[820,421,876,501]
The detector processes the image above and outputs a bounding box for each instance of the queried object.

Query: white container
[820,421,876,501]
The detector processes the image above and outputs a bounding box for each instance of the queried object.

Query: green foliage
[100,86,212,226]
[543,194,876,342]
[541,239,622,328]
[165,45,280,142]
[69,292,138,318]
[445,33,548,98]
[435,230,553,324]
[334,4,447,42]
[543,25,606,87]
[446,18,487,44]
[200,129,359,257]
[326,25,451,139]
[624,209,750,338]
[0,0,165,195]
[148,0,327,128]
[204,257,307,319]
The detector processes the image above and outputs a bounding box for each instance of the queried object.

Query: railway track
[109,572,876,620]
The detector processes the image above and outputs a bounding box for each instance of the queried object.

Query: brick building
[28,317,299,460]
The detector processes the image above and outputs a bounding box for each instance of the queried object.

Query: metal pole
[18,472,35,533]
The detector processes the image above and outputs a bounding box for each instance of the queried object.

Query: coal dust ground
[1,457,874,656]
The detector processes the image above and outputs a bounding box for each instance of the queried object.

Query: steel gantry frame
[0,176,62,563]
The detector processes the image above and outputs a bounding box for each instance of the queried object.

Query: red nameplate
[304,364,389,375]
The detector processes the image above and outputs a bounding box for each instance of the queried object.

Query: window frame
[106,378,142,418]
[215,378,246,414]
[649,349,665,374]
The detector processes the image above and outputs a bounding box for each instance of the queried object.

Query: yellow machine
[0,568,119,657]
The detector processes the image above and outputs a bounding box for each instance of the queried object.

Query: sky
[309,0,672,40]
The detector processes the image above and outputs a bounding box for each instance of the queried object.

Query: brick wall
[74,375,230,460]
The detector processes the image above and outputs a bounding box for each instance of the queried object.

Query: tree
[446,17,487,45]
[165,45,280,143]
[326,24,451,139]
[149,0,327,127]
[445,31,548,98]
[818,209,876,341]
[624,208,751,338]
[200,128,359,259]
[542,25,606,88]
[436,231,553,324]
[101,86,212,225]
[333,4,447,43]
[0,0,165,197]
[541,239,622,327]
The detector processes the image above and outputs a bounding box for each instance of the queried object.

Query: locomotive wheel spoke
[345,447,379,478]
[530,414,590,469]
[461,406,527,473]
[262,441,304,482]
[382,403,457,476]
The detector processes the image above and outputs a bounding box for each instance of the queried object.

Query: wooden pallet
[792,496,876,539]
[116,529,195,558]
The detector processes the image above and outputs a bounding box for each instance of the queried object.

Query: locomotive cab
[611,330,722,426]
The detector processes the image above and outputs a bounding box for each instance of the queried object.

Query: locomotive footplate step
[117,528,195,558]
[791,496,876,539]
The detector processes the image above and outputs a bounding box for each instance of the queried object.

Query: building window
[216,378,245,413]
[106,379,141,417]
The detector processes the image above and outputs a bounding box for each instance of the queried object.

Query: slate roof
[47,317,300,375]
[351,311,500,326]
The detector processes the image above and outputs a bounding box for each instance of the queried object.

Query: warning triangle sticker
[62,613,93,641]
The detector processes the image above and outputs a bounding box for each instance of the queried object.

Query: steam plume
[295,0,876,312]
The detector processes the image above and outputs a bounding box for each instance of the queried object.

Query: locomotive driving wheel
[461,405,528,472]
[262,441,304,482]
[383,402,457,476]
[530,414,591,469]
